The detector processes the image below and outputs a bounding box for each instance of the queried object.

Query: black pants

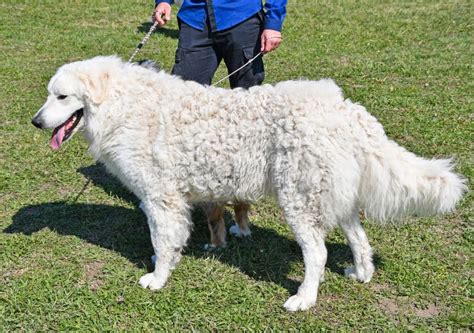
[172,14,264,89]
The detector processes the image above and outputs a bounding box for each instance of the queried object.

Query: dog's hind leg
[204,202,252,250]
[139,196,191,290]
[204,203,227,250]
[229,202,252,237]
[339,211,374,283]
[282,209,328,312]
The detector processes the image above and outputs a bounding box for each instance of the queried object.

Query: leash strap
[128,21,159,63]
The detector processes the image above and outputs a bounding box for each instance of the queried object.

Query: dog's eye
[57,95,68,100]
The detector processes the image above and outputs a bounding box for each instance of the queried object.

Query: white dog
[32,56,466,311]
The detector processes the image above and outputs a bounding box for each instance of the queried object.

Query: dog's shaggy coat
[32,56,466,311]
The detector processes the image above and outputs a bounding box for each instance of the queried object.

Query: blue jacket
[155,0,287,32]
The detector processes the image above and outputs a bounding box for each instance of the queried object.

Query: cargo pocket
[238,46,264,88]
[242,45,258,61]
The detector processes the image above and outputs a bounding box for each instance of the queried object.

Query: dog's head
[31,56,126,150]
[32,56,162,150]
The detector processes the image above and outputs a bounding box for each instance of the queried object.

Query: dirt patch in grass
[83,261,105,292]
[378,298,401,316]
[378,296,442,320]
[370,282,392,293]
[2,268,28,279]
[414,303,441,318]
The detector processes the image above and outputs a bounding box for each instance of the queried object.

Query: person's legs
[217,14,265,89]
[172,21,220,85]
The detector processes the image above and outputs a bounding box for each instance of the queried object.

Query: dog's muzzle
[31,116,43,129]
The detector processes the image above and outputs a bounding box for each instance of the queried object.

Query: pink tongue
[50,126,66,150]
[50,116,75,150]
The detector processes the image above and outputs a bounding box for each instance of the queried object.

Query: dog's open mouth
[50,109,83,150]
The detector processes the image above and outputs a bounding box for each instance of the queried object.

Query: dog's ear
[78,72,109,104]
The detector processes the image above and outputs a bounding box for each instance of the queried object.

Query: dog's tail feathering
[358,140,467,222]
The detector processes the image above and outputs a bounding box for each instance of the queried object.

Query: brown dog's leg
[231,202,252,237]
[205,202,252,249]
[205,203,227,248]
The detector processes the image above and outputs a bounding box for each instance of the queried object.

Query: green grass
[1,0,472,331]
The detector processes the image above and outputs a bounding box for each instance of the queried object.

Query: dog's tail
[358,132,466,223]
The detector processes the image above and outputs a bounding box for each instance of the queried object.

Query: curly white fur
[34,56,466,311]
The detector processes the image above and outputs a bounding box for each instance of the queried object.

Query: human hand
[260,29,282,54]
[154,3,172,26]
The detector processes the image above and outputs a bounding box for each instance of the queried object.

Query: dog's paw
[344,264,374,283]
[139,273,166,290]
[283,294,316,312]
[229,224,251,237]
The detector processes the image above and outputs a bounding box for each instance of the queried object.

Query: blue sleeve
[155,0,173,5]
[264,0,287,31]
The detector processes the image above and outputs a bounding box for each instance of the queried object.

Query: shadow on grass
[6,163,382,293]
[79,164,139,204]
[137,21,179,39]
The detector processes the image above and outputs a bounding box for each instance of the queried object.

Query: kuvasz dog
[31,56,466,311]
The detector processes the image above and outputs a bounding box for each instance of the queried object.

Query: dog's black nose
[31,117,43,129]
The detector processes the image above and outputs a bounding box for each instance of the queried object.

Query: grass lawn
[1,0,472,330]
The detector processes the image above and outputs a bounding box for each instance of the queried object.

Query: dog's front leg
[139,196,191,290]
